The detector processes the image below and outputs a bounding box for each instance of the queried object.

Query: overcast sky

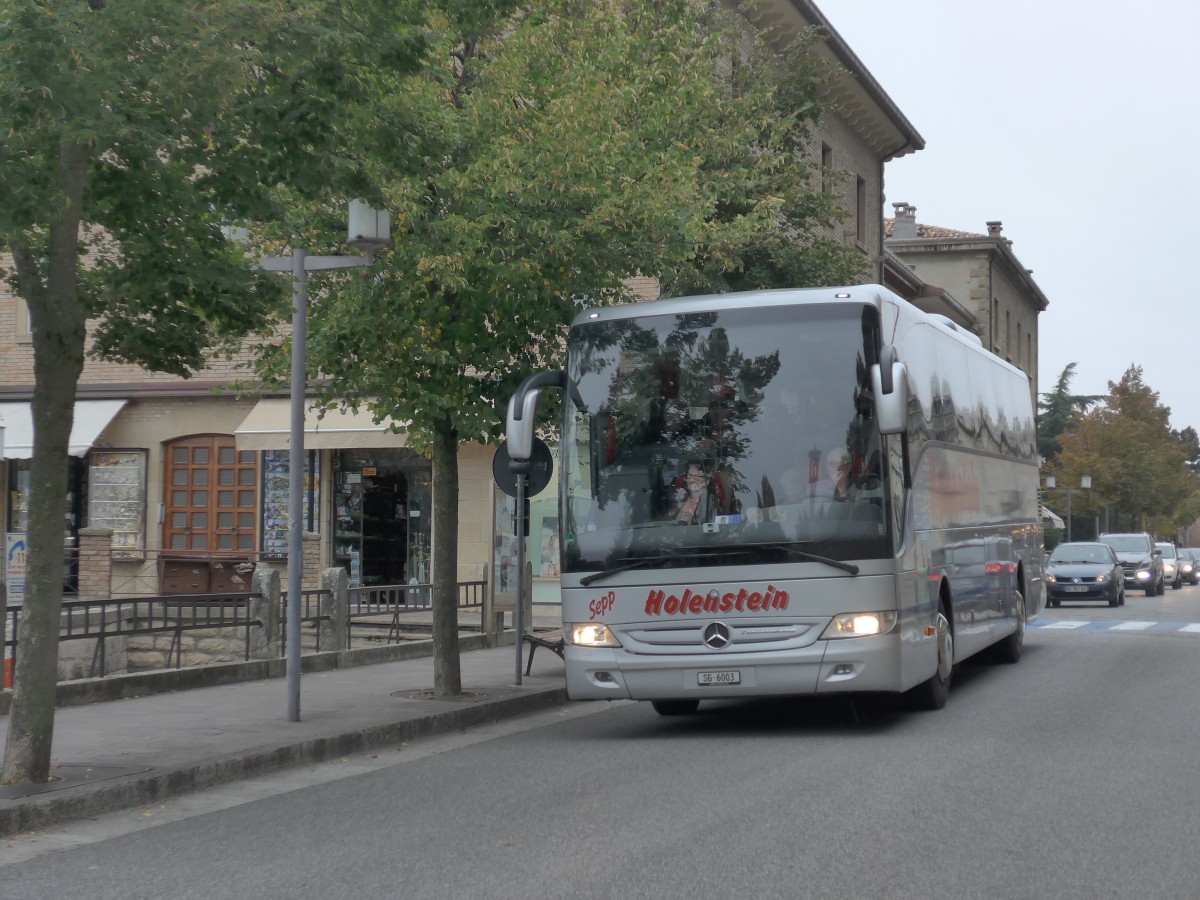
[816,0,1200,432]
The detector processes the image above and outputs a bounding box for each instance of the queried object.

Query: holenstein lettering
[644,584,789,616]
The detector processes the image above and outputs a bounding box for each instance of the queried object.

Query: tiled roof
[884,219,986,240]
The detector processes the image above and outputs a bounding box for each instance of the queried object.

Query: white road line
[1180,624,1200,633]
[1040,621,1088,629]
[1109,621,1155,631]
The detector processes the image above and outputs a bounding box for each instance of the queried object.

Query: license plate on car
[698,670,741,686]
[1063,585,1088,593]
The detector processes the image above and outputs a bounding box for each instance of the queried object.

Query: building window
[87,450,147,557]
[855,175,867,243]
[821,144,833,194]
[163,435,257,553]
[260,449,320,558]
[15,298,32,343]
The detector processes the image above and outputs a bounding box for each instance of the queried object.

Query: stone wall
[126,626,251,671]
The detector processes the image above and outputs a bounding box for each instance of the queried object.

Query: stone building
[884,202,1048,402]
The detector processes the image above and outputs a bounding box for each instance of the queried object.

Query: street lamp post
[1046,475,1092,542]
[261,202,389,722]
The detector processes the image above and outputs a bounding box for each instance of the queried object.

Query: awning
[0,399,127,459]
[234,398,408,450]
[1040,504,1065,529]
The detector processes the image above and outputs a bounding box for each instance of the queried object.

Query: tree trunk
[429,415,462,696]
[2,141,89,785]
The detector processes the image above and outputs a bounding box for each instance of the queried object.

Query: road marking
[1031,619,1200,635]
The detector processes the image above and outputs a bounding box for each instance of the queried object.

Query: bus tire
[651,700,700,716]
[993,589,1024,664]
[907,600,952,711]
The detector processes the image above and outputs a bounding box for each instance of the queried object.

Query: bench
[521,628,565,675]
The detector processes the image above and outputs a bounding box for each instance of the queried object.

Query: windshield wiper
[745,543,860,575]
[580,549,747,586]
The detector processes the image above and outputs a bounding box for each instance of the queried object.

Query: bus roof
[570,283,1028,383]
[570,284,893,327]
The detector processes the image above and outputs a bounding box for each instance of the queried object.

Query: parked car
[1176,549,1195,592]
[1097,532,1163,595]
[1045,542,1125,607]
[1157,542,1183,590]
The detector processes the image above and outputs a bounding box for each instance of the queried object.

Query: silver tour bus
[505,285,1043,714]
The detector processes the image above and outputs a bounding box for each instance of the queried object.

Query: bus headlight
[566,623,622,647]
[821,611,898,639]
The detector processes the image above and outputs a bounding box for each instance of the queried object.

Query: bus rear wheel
[651,700,700,716]
[906,601,952,711]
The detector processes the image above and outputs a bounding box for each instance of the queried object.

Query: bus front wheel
[906,601,953,711]
[651,700,700,716]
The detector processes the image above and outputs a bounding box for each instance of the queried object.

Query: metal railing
[280,588,331,655]
[1,576,491,684]
[348,579,488,644]
[4,592,262,680]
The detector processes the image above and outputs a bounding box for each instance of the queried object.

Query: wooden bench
[521,628,565,675]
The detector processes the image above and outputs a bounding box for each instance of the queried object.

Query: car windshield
[1100,536,1149,553]
[1156,543,1177,559]
[1050,545,1110,564]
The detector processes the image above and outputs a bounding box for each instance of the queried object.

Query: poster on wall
[494,495,519,594]
[261,451,319,558]
[540,517,560,577]
[5,533,27,606]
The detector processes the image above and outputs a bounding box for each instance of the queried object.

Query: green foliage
[1051,366,1193,536]
[280,0,870,448]
[1036,362,1103,463]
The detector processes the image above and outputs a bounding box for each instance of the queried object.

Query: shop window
[260,449,320,558]
[87,449,147,557]
[163,436,256,553]
[333,449,430,587]
[7,456,85,592]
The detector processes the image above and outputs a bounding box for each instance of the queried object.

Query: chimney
[986,220,1003,238]
[891,202,917,240]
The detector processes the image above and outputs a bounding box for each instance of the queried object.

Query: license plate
[698,670,741,686]
[1063,585,1088,593]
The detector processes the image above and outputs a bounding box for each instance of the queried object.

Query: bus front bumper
[564,636,903,701]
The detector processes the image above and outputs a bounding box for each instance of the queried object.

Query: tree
[0,0,432,785]
[1053,366,1191,536]
[1037,362,1104,463]
[270,0,868,695]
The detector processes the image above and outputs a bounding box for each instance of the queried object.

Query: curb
[0,685,568,838]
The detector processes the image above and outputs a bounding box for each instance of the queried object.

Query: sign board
[492,438,553,498]
[5,533,27,605]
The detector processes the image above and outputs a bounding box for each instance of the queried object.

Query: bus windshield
[562,302,891,574]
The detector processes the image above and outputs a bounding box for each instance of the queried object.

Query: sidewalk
[0,624,569,838]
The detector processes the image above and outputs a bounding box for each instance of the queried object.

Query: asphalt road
[5,585,1200,899]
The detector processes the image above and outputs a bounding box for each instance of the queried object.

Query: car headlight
[821,610,898,639]
[1046,572,1058,584]
[1096,572,1110,583]
[566,623,622,648]
[1136,569,1152,580]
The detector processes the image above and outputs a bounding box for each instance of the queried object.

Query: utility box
[159,556,256,595]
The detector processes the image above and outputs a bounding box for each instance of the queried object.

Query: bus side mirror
[506,391,540,461]
[871,351,908,435]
